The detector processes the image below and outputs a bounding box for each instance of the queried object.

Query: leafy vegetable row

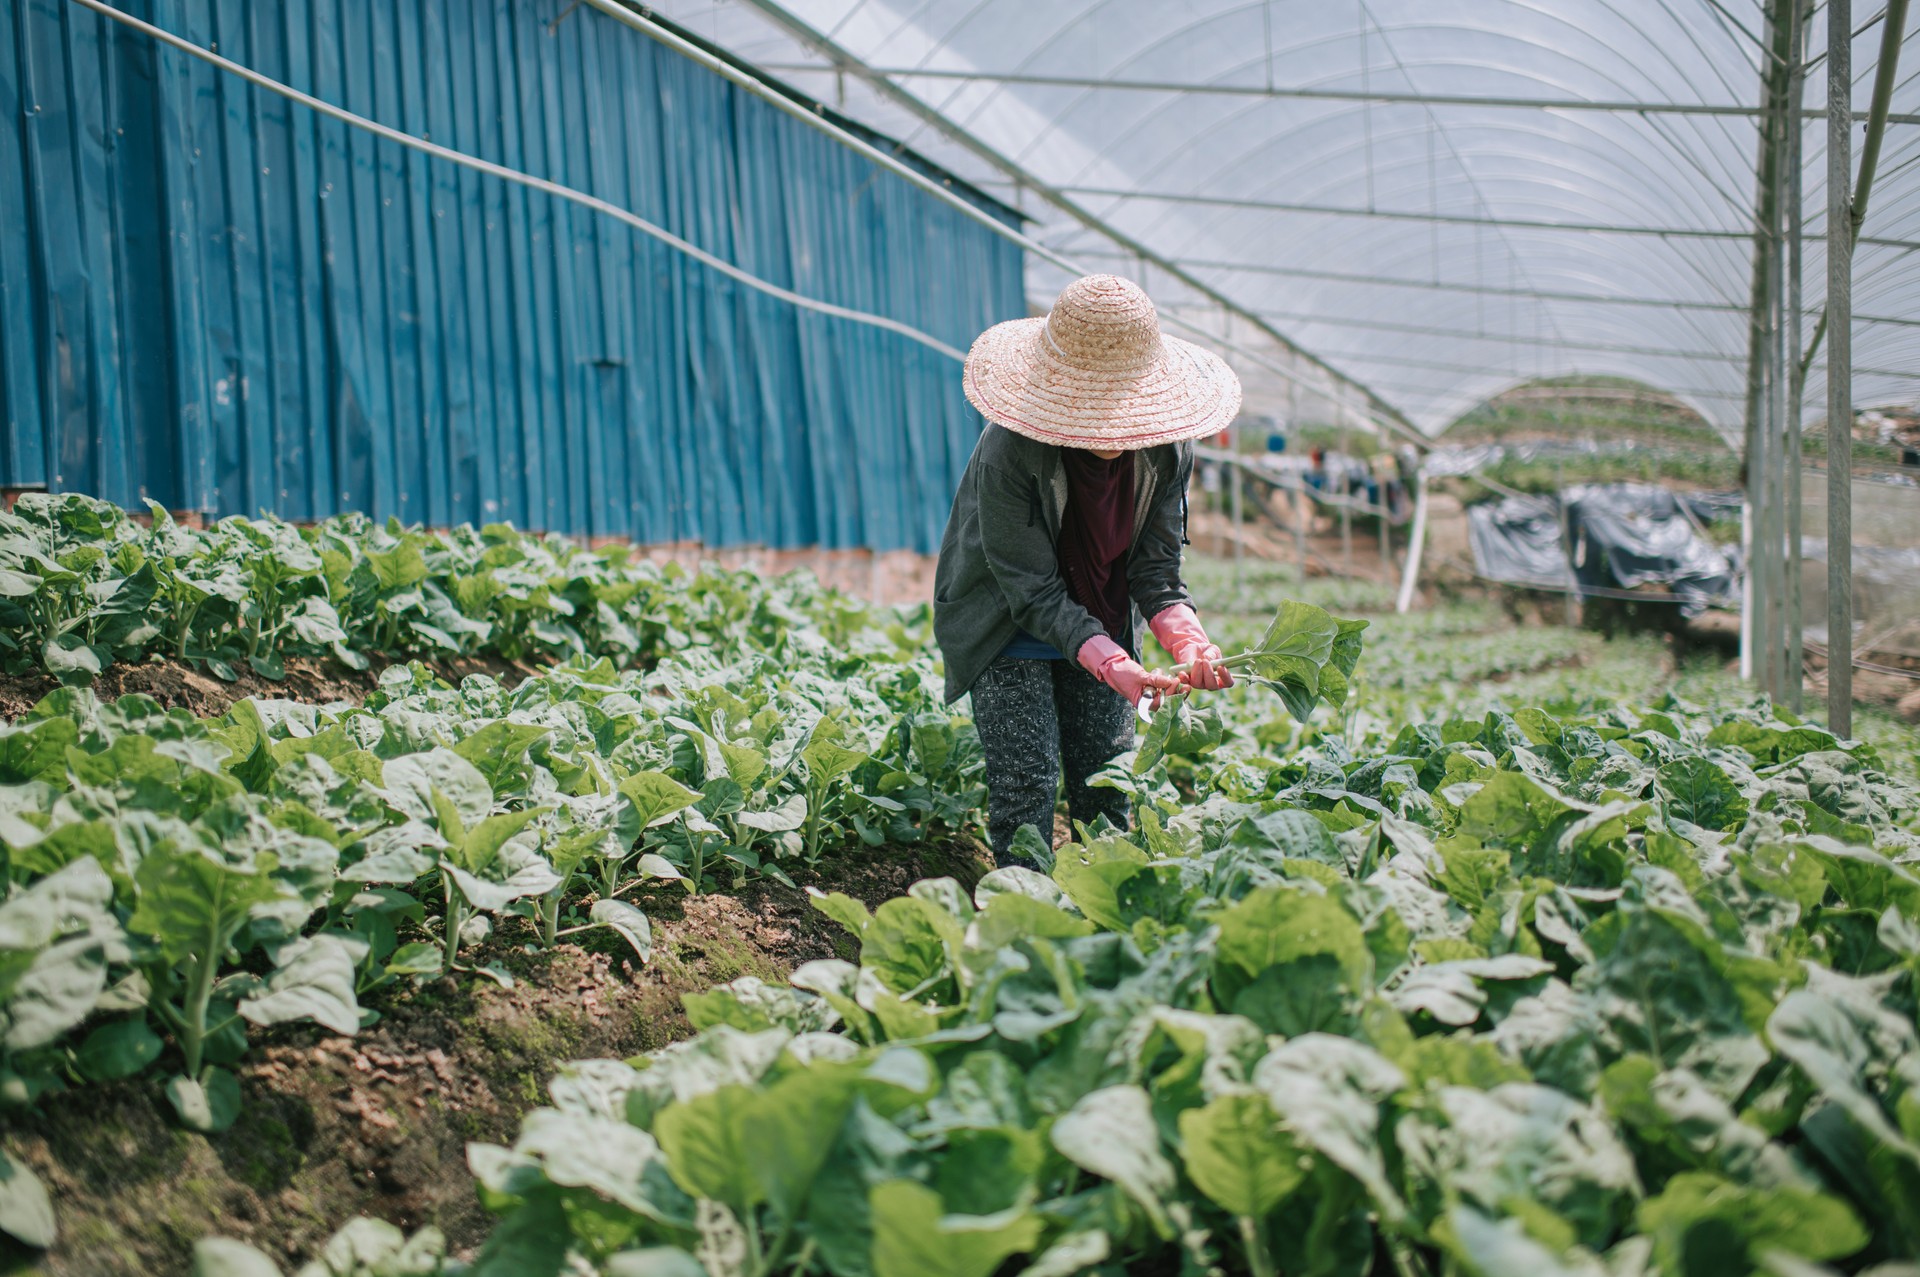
[0,579,983,1209]
[0,492,848,682]
[233,643,1920,1276]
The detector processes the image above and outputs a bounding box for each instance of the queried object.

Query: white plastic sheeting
[646,0,1919,440]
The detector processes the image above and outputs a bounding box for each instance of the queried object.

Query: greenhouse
[0,0,1917,1273]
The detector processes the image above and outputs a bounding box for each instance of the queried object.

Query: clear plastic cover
[656,1,1920,440]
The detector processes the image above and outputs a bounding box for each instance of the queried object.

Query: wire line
[66,0,972,361]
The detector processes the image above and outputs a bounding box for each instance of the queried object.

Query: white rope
[66,0,967,361]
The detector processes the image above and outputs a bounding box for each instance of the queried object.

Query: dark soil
[0,836,991,1276]
[0,651,543,720]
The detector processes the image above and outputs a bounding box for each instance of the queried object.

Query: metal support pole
[1556,462,1577,628]
[1746,0,1793,701]
[1826,0,1853,735]
[1339,426,1353,577]
[1766,0,1797,704]
[1784,0,1808,711]
[1395,473,1429,614]
[1294,482,1307,583]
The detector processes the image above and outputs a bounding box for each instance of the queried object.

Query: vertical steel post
[1741,146,1774,685]
[1766,0,1796,704]
[1556,460,1576,627]
[1826,0,1853,734]
[1784,0,1807,710]
[1294,480,1307,583]
[1755,0,1792,701]
[1339,423,1353,576]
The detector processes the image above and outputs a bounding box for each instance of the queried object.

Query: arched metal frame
[646,0,1917,439]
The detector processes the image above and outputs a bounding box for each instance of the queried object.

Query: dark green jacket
[933,425,1193,703]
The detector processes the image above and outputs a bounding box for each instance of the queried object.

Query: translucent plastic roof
[647,0,1920,441]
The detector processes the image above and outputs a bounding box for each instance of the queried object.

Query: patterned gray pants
[969,654,1135,867]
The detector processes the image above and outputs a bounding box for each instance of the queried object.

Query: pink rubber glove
[1077,634,1178,712]
[1149,604,1234,691]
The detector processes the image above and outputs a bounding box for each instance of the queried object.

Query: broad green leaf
[75,1017,164,1081]
[803,736,868,784]
[1442,1206,1584,1277]
[1459,772,1576,848]
[744,1064,863,1220]
[128,846,284,968]
[972,893,1096,949]
[189,1238,283,1277]
[457,806,549,876]
[1656,757,1749,833]
[1214,884,1371,996]
[507,1108,693,1228]
[1577,906,1771,1101]
[618,771,703,829]
[238,934,363,1035]
[1253,1033,1407,1222]
[588,899,653,963]
[862,896,959,998]
[654,1083,763,1211]
[451,720,551,789]
[1179,1092,1306,1219]
[0,716,78,785]
[367,540,429,591]
[167,1067,242,1133]
[808,888,873,938]
[868,1179,1042,1277]
[1051,836,1148,932]
[1636,1172,1868,1271]
[683,976,834,1035]
[1400,1083,1638,1249]
[1050,1085,1177,1235]
[382,748,492,828]
[442,843,562,913]
[0,1149,55,1248]
[603,1250,709,1277]
[736,792,808,833]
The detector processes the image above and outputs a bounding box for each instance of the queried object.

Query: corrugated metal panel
[0,0,1024,552]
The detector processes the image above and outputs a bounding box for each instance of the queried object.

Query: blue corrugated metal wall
[0,0,1024,551]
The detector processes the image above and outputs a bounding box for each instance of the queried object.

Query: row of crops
[0,493,760,681]
[264,686,1915,1277]
[3,497,1919,1276]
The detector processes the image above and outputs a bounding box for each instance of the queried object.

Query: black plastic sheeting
[1467,484,1741,616]
[1467,495,1574,591]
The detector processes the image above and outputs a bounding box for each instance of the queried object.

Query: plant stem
[688,832,706,896]
[760,1218,796,1277]
[540,879,565,947]
[1239,1216,1276,1277]
[180,951,218,1078]
[174,597,202,658]
[441,876,465,973]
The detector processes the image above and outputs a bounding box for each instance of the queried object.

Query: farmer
[933,274,1242,868]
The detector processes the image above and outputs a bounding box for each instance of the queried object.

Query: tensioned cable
[67,0,971,362]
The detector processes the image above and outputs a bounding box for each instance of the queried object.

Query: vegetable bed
[0,498,1915,1277]
[207,595,1917,1275]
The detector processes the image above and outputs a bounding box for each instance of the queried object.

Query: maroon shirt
[1056,450,1135,640]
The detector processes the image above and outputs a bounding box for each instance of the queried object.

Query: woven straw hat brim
[963,317,1243,451]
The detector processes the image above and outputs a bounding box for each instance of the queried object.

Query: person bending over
[933,274,1241,868]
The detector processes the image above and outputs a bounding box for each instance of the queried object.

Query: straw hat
[962,274,1242,451]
